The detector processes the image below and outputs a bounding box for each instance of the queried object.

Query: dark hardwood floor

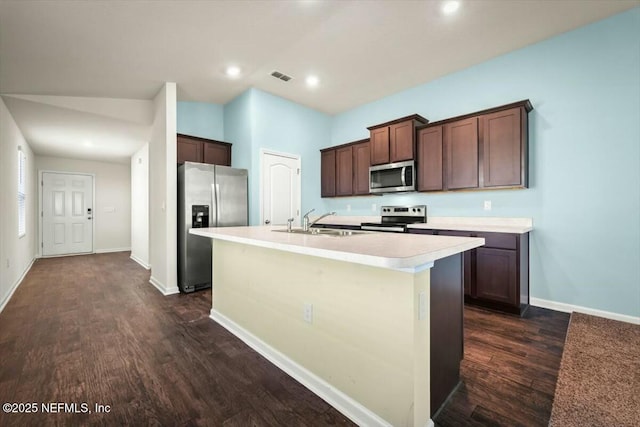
[0,253,353,427]
[434,306,570,427]
[0,253,569,426]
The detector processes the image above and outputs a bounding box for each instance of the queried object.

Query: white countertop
[408,217,533,234]
[312,215,532,234]
[190,225,484,272]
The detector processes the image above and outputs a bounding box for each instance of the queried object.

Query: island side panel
[429,253,463,416]
[211,239,431,427]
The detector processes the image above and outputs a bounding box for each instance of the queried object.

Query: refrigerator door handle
[215,183,221,227]
[210,183,217,227]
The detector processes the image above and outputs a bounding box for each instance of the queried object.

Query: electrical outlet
[346,204,351,212]
[484,200,492,211]
[303,303,313,324]
[372,203,377,212]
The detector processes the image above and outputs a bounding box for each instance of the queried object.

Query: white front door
[261,151,301,226]
[42,172,94,256]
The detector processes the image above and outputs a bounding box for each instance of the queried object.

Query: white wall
[148,82,178,295]
[130,143,149,268]
[35,156,131,253]
[0,97,37,312]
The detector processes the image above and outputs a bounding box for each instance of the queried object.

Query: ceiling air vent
[270,71,293,82]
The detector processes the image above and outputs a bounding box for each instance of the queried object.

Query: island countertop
[190,225,484,272]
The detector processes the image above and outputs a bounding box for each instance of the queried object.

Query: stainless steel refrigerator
[178,161,248,293]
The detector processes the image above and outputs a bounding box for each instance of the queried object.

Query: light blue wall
[324,8,640,317]
[223,90,254,171]
[251,90,331,225]
[177,101,224,140]
[223,88,331,226]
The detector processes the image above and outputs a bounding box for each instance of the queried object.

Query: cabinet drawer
[476,232,517,250]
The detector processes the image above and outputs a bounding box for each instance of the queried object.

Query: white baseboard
[149,275,180,296]
[95,247,131,254]
[0,257,36,314]
[210,309,430,427]
[130,254,150,270]
[531,297,640,325]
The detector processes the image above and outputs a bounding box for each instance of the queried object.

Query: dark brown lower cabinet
[475,247,517,306]
[409,229,529,315]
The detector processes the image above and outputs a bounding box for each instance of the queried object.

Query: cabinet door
[482,107,523,187]
[417,126,443,191]
[390,120,414,162]
[321,150,336,197]
[203,141,231,166]
[445,117,478,190]
[177,137,203,164]
[438,230,472,296]
[335,146,353,196]
[370,127,390,165]
[352,141,371,195]
[475,247,517,306]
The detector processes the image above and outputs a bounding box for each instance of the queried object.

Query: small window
[18,148,26,237]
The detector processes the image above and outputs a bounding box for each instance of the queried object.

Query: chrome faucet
[286,217,295,232]
[302,209,336,232]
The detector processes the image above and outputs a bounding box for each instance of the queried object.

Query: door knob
[265,219,270,224]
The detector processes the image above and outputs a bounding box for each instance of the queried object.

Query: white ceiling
[0,0,637,163]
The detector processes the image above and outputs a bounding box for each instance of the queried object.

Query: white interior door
[42,172,94,256]
[261,151,301,226]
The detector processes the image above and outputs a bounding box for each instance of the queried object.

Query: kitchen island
[190,226,484,427]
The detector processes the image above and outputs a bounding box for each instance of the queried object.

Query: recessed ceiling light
[442,0,460,15]
[225,66,241,78]
[83,140,93,147]
[306,75,319,87]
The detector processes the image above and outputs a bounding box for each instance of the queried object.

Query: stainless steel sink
[272,228,370,237]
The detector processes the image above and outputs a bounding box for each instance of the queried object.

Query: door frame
[38,170,96,257]
[259,149,302,226]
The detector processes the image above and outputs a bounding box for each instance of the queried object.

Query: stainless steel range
[361,205,427,233]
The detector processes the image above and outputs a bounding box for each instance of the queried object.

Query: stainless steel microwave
[369,160,416,194]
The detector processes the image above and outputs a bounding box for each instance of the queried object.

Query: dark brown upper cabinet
[417,100,532,193]
[482,106,527,188]
[177,134,203,164]
[369,127,390,165]
[352,141,371,195]
[445,117,479,190]
[320,139,370,198]
[367,115,428,166]
[417,125,444,191]
[203,140,231,166]
[335,146,353,196]
[177,134,231,166]
[321,149,336,198]
[321,100,532,198]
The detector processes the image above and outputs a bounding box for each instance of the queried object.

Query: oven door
[369,160,415,193]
